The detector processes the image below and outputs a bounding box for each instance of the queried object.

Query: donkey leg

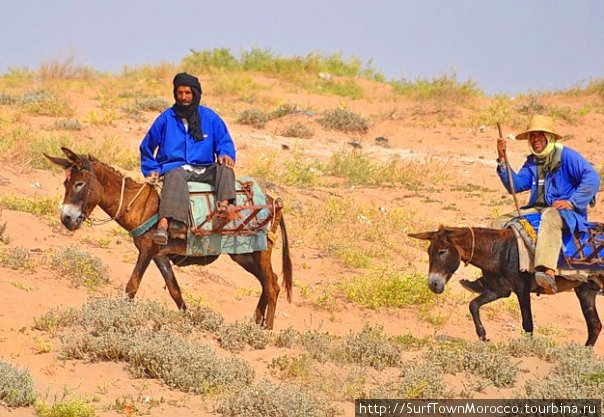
[153,255,187,311]
[469,289,508,341]
[515,274,534,335]
[575,283,602,347]
[125,250,154,300]
[255,250,280,330]
[229,252,279,329]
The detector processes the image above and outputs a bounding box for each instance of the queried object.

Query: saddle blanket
[186,176,270,256]
[506,213,604,274]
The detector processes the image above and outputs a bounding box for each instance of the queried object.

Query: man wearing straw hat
[490,114,600,294]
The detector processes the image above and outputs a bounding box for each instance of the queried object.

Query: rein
[463,227,475,267]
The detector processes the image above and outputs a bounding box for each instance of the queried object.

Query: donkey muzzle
[61,204,84,230]
[428,273,447,294]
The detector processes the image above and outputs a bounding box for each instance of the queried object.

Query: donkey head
[44,147,102,231]
[409,226,467,294]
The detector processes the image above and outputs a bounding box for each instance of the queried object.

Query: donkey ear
[61,147,85,169]
[408,231,436,241]
[43,153,73,170]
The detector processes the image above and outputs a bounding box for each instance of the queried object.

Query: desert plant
[0,194,58,218]
[390,72,480,101]
[424,340,518,388]
[236,108,269,128]
[217,379,340,417]
[50,245,109,289]
[0,246,35,270]
[0,360,36,407]
[373,360,450,399]
[53,119,82,131]
[337,325,401,370]
[341,267,435,309]
[318,108,368,134]
[279,122,314,138]
[219,319,271,352]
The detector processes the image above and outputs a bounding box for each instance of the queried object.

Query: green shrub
[50,245,109,289]
[318,108,368,134]
[0,360,36,407]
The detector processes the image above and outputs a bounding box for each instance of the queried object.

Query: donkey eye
[437,249,448,257]
[74,181,85,192]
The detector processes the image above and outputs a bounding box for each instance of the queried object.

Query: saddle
[506,213,604,272]
[134,176,281,257]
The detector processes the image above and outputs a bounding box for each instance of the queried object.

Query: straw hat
[515,114,562,140]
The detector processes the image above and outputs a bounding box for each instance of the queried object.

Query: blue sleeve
[213,114,236,161]
[139,114,164,177]
[496,158,533,194]
[566,150,600,210]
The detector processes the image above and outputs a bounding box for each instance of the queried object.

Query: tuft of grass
[0,360,36,407]
[17,90,75,117]
[271,102,300,118]
[50,245,109,289]
[318,108,368,134]
[0,194,58,218]
[217,379,340,417]
[279,122,315,139]
[390,72,480,101]
[35,398,96,417]
[269,354,313,382]
[52,119,82,131]
[324,151,448,188]
[341,267,435,309]
[235,108,269,128]
[0,246,35,270]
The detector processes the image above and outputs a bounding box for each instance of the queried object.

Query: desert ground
[1,55,604,416]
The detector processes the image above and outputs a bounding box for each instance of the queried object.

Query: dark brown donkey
[45,147,292,329]
[409,226,604,346]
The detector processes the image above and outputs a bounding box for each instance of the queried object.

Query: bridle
[73,166,147,226]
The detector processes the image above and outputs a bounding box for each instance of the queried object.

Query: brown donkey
[410,226,604,346]
[46,147,292,329]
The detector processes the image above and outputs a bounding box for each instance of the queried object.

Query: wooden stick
[497,122,521,216]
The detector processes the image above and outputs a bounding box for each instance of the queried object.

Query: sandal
[153,227,169,246]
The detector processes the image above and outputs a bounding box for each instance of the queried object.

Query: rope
[464,227,475,267]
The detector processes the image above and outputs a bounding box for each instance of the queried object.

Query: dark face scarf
[172,72,204,141]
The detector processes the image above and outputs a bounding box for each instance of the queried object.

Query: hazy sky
[2,0,603,95]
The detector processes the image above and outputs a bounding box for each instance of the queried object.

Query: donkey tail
[279,214,293,303]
